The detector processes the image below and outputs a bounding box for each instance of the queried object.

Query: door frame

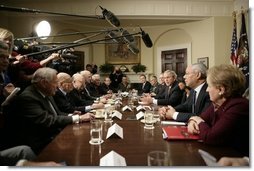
[156,43,192,76]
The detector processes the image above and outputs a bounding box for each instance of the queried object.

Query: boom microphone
[107,31,121,43]
[60,54,78,60]
[99,6,120,27]
[121,29,135,43]
[140,28,153,48]
[127,43,139,55]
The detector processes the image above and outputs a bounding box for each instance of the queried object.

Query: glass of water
[89,120,103,145]
[144,109,155,129]
[147,151,169,166]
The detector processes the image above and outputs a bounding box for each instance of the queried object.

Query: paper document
[161,121,186,126]
[100,150,127,166]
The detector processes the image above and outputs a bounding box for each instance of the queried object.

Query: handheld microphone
[140,28,153,48]
[121,29,135,43]
[99,6,120,27]
[127,43,139,55]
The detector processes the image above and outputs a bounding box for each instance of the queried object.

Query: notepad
[162,126,199,140]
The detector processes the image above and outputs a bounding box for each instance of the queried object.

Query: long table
[36,102,242,166]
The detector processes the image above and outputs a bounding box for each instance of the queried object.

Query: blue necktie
[192,90,196,113]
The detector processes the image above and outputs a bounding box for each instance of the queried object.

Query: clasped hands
[187,116,204,134]
[158,105,176,120]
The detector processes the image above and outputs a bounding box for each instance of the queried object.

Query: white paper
[106,123,123,139]
[136,111,145,120]
[136,105,144,111]
[198,149,219,166]
[115,100,122,105]
[161,121,186,126]
[100,150,127,166]
[112,111,122,120]
[122,105,132,111]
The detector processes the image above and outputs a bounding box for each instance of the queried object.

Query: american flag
[230,16,238,65]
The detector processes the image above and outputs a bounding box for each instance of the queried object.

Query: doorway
[161,48,187,81]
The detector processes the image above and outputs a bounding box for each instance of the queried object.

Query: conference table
[36,98,242,166]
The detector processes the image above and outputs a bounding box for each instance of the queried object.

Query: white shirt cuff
[86,106,92,111]
[152,98,158,105]
[172,112,179,120]
[16,159,28,166]
[72,115,80,123]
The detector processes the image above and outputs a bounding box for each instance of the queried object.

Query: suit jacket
[69,88,92,107]
[157,81,184,107]
[9,85,73,154]
[100,83,117,95]
[154,84,166,99]
[199,97,249,156]
[175,83,211,122]
[138,81,151,95]
[80,87,96,102]
[53,88,87,113]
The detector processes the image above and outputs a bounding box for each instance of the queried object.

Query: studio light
[35,20,51,39]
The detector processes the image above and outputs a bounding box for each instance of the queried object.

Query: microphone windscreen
[101,7,120,27]
[107,31,121,43]
[127,43,139,54]
[122,30,135,43]
[142,32,153,48]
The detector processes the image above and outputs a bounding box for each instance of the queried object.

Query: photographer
[0,28,60,91]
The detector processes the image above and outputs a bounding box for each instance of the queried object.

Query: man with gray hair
[9,67,94,154]
[160,63,211,122]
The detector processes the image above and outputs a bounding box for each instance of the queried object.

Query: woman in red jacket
[187,64,249,156]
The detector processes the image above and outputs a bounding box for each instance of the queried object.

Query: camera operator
[0,28,60,91]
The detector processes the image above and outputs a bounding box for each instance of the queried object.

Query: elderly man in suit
[141,70,183,107]
[9,67,94,154]
[160,63,211,122]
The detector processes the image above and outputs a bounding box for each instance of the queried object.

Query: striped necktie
[192,90,197,113]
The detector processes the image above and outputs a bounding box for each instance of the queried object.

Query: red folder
[162,126,199,140]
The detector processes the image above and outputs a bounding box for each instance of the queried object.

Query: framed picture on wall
[105,36,141,64]
[197,57,209,68]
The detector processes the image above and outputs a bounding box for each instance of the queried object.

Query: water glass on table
[104,106,113,123]
[89,120,103,145]
[144,109,155,129]
[147,151,169,166]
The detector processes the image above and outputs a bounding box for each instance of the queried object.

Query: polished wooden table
[36,102,242,166]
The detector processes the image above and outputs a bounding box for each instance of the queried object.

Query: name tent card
[100,150,127,166]
[136,105,144,111]
[136,111,145,120]
[122,105,132,111]
[106,123,123,139]
[112,111,122,120]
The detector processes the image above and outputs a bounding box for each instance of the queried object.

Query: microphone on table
[99,6,120,27]
[140,28,153,48]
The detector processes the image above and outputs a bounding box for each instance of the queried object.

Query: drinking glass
[144,109,155,129]
[89,120,103,145]
[104,106,113,123]
[147,151,169,166]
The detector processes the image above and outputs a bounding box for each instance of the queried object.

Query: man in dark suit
[141,70,183,107]
[160,63,211,122]
[8,68,94,154]
[138,74,151,95]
